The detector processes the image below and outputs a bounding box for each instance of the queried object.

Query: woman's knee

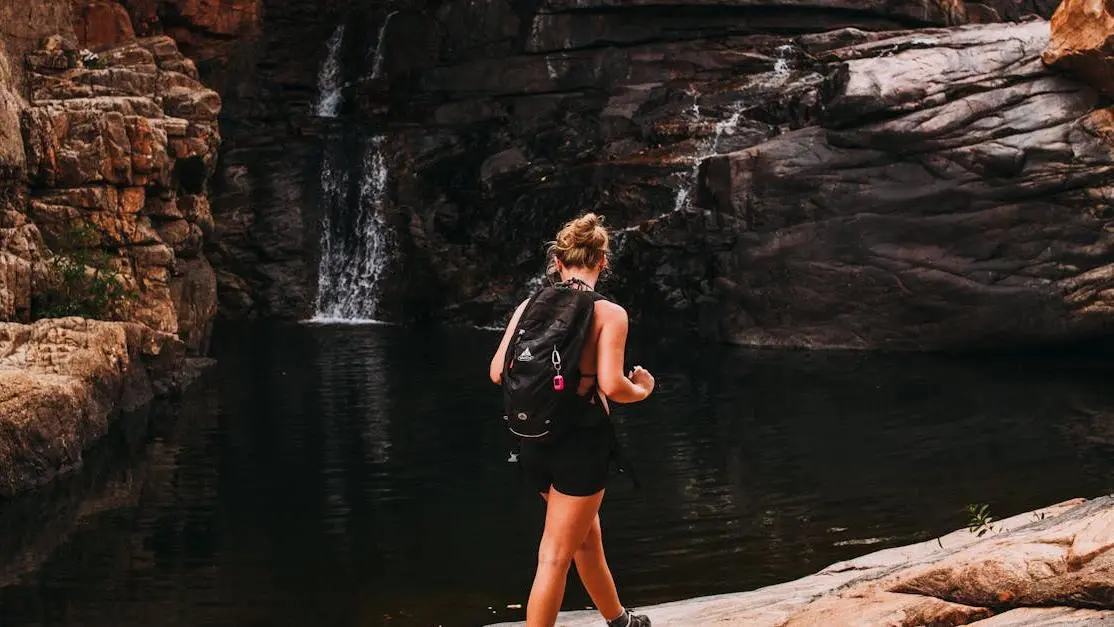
[578,518,603,552]
[538,535,578,569]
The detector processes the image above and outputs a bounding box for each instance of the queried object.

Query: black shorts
[519,418,615,497]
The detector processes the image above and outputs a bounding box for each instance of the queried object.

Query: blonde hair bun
[549,213,610,270]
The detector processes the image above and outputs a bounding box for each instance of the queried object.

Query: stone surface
[6,0,1106,345]
[16,31,222,348]
[1042,0,1114,98]
[0,317,186,497]
[685,22,1114,349]
[111,0,1049,324]
[0,1,76,92]
[489,498,1114,626]
[72,0,138,49]
[122,0,261,68]
[0,38,25,181]
[0,31,46,326]
[308,4,1091,347]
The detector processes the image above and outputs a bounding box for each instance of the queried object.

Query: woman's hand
[628,366,655,399]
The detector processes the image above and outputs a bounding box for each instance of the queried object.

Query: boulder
[0,317,185,497]
[1042,0,1114,98]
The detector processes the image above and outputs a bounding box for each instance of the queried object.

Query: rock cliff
[337,0,1112,350]
[0,1,220,353]
[7,0,1112,349]
[0,0,218,496]
[51,0,1109,351]
[689,22,1114,349]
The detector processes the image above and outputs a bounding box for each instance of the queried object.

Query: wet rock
[690,21,1114,349]
[1042,0,1114,98]
[0,317,186,497]
[540,0,970,29]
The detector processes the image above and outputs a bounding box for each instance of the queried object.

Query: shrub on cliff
[31,224,135,321]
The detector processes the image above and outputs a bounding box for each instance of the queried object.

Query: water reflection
[0,325,1112,626]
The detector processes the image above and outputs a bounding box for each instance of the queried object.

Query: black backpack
[502,280,602,443]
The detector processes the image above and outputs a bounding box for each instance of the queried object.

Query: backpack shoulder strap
[502,287,549,374]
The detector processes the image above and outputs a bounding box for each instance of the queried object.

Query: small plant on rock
[32,222,136,321]
[966,503,996,538]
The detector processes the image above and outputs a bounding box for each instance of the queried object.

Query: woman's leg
[574,514,624,621]
[527,487,606,627]
[539,493,624,621]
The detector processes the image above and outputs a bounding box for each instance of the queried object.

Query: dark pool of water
[1,323,1113,627]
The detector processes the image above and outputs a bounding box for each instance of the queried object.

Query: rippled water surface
[2,323,1113,626]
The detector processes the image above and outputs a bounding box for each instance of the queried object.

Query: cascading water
[774,44,795,78]
[370,11,398,79]
[311,10,402,324]
[313,137,392,322]
[672,96,745,212]
[315,24,346,117]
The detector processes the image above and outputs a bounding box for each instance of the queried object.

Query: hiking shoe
[607,609,650,627]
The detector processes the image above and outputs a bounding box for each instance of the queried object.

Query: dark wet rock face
[46,0,1108,349]
[689,22,1114,349]
[335,0,1108,351]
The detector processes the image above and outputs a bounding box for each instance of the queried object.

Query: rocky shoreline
[0,2,220,497]
[0,317,199,497]
[492,497,1114,626]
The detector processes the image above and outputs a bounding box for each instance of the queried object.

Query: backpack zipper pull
[551,347,564,390]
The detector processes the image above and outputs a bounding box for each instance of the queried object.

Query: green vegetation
[32,222,136,321]
[966,503,996,537]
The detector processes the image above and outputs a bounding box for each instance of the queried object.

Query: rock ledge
[490,497,1114,626]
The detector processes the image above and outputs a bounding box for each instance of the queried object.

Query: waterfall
[774,44,795,78]
[316,24,346,117]
[313,136,392,323]
[370,11,399,79]
[672,97,745,212]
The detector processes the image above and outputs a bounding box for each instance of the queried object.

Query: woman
[490,213,655,627]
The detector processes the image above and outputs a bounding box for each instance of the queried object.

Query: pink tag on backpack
[552,375,565,391]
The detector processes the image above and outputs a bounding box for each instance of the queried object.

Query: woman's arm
[489,300,529,384]
[595,302,654,403]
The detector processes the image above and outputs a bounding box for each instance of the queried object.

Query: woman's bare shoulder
[594,299,627,322]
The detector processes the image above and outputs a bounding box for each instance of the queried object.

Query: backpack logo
[517,347,535,361]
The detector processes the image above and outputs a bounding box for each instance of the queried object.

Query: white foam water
[773,44,795,78]
[370,11,399,80]
[671,99,745,212]
[312,136,392,322]
[315,24,346,117]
